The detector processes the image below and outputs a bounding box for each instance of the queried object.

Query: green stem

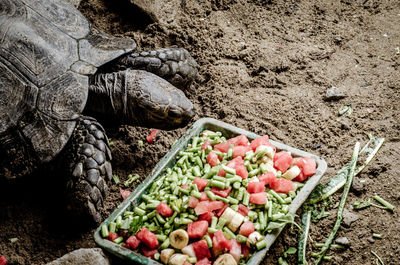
[297,210,311,265]
[371,251,385,265]
[314,142,360,265]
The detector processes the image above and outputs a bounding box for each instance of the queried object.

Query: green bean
[108,222,116,234]
[206,190,216,201]
[113,236,124,244]
[156,234,167,241]
[256,240,267,250]
[223,227,236,239]
[372,195,395,211]
[222,165,236,175]
[228,196,239,205]
[213,176,228,183]
[203,164,211,175]
[191,190,202,199]
[269,190,286,205]
[156,213,166,224]
[177,155,188,167]
[233,182,241,190]
[259,163,268,173]
[154,253,161,261]
[146,203,159,210]
[203,234,213,248]
[283,197,292,204]
[248,168,260,177]
[134,207,146,216]
[237,234,247,243]
[231,204,239,211]
[215,195,230,204]
[211,216,218,229]
[187,257,197,264]
[179,187,190,195]
[259,211,266,230]
[116,215,122,228]
[243,192,250,206]
[160,238,170,249]
[237,187,245,201]
[210,180,226,189]
[207,227,217,233]
[216,217,227,230]
[245,151,255,161]
[101,224,109,238]
[244,161,253,172]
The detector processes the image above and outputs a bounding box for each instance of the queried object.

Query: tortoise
[0,0,197,223]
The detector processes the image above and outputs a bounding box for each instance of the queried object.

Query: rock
[324,86,346,101]
[129,0,181,26]
[335,237,350,247]
[46,248,110,265]
[342,208,359,227]
[367,236,375,243]
[351,177,365,194]
[65,0,81,8]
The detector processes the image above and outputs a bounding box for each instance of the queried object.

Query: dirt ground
[1,0,399,264]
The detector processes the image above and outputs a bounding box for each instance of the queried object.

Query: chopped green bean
[210,180,226,189]
[216,218,227,230]
[203,234,213,248]
[243,192,250,206]
[237,234,247,243]
[206,190,216,201]
[160,238,170,249]
[134,207,146,216]
[211,216,218,229]
[223,227,236,239]
[256,240,267,250]
[101,224,109,238]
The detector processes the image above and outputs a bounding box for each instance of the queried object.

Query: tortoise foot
[114,47,199,88]
[63,116,112,224]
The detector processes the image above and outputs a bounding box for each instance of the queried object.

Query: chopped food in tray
[100,130,316,265]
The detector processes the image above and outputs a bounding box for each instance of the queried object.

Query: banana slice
[168,254,189,265]
[227,212,244,232]
[161,249,175,264]
[201,130,215,137]
[282,165,301,180]
[169,229,189,249]
[246,231,264,248]
[220,207,236,224]
[214,254,237,265]
[182,244,196,257]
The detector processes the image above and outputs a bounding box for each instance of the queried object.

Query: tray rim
[94,117,327,265]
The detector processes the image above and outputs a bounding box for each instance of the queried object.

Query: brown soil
[1,0,400,264]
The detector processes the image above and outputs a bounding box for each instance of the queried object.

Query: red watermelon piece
[192,239,212,260]
[223,156,248,179]
[292,157,316,182]
[241,244,251,258]
[0,255,8,265]
[247,182,265,193]
[156,202,173,217]
[136,228,159,249]
[193,178,208,191]
[270,178,295,193]
[211,186,232,198]
[142,247,158,258]
[274,151,293,173]
[250,135,274,151]
[239,221,255,237]
[229,239,242,263]
[120,189,131,200]
[108,232,119,242]
[259,172,277,186]
[238,204,249,216]
[188,221,209,238]
[200,192,210,201]
[215,203,230,217]
[126,236,141,249]
[212,230,232,251]
[196,258,211,265]
[189,196,200,208]
[202,140,212,150]
[249,192,268,205]
[214,142,231,153]
[198,211,215,225]
[184,262,191,265]
[195,201,224,215]
[232,145,252,158]
[227,135,249,146]
[206,151,219,167]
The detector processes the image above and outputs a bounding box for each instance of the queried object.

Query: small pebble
[342,209,359,227]
[311,143,324,150]
[351,176,365,194]
[335,237,350,247]
[367,237,375,243]
[324,86,346,101]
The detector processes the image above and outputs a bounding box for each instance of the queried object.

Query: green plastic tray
[94,118,327,264]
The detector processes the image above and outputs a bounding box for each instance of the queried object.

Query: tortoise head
[127,70,195,130]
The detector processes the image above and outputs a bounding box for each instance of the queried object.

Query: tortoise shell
[0,0,135,177]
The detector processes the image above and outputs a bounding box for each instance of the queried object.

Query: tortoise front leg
[60,116,112,224]
[85,69,194,129]
[112,47,198,89]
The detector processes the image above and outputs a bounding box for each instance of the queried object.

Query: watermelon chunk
[214,142,231,153]
[142,246,158,258]
[192,239,212,260]
[237,204,249,216]
[215,203,230,217]
[189,196,200,208]
[200,192,210,201]
[206,151,219,167]
[188,221,209,238]
[270,178,295,193]
[227,134,249,146]
[136,228,159,249]
[259,172,276,186]
[232,145,252,158]
[195,201,225,215]
[239,221,255,237]
[126,235,141,249]
[212,230,232,251]
[146,129,159,144]
[229,239,242,263]
[201,140,212,150]
[247,182,265,193]
[211,186,232,198]
[120,189,131,200]
[250,135,274,151]
[274,151,293,173]
[193,178,208,192]
[196,258,211,265]
[108,232,119,242]
[0,255,7,265]
[241,244,251,258]
[156,201,173,217]
[292,157,316,182]
[249,192,268,205]
[223,156,248,179]
[198,211,215,225]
